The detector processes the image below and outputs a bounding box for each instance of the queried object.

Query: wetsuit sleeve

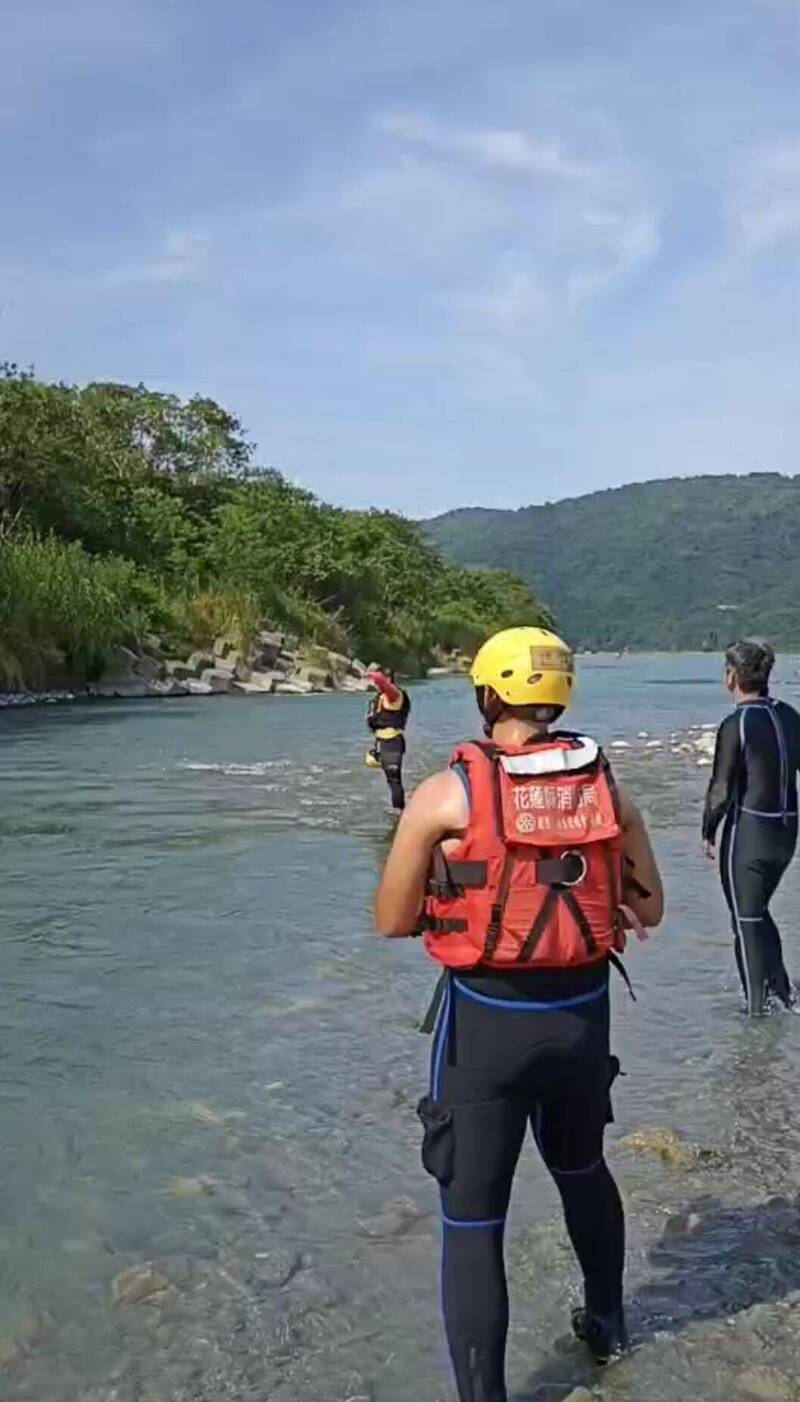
[366,670,401,704]
[702,714,740,842]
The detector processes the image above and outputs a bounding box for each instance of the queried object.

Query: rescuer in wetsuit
[375,628,664,1400]
[366,665,411,811]
[703,639,800,1016]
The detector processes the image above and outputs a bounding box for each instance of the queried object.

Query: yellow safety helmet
[471,626,574,710]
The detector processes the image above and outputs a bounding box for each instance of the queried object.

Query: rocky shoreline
[0,630,371,709]
[608,723,717,766]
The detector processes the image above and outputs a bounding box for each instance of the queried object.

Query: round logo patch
[516,813,536,834]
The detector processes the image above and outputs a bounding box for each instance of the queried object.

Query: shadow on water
[511,1193,800,1401]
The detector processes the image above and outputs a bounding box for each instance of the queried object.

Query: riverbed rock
[253,630,284,668]
[234,675,279,695]
[664,1209,704,1237]
[185,679,213,695]
[186,651,215,677]
[112,1265,169,1305]
[275,680,315,696]
[249,1248,300,1288]
[132,653,163,684]
[294,665,333,691]
[164,659,198,681]
[166,1175,215,1200]
[618,1126,695,1168]
[562,1390,597,1402]
[735,1366,797,1400]
[147,678,188,698]
[199,668,236,694]
[610,741,631,750]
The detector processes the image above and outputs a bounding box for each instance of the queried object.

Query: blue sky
[3,0,798,516]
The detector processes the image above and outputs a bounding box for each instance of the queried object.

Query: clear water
[2,655,800,1401]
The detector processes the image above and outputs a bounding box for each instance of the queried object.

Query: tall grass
[0,533,153,686]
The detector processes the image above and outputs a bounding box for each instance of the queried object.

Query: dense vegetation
[425,475,800,651]
[0,366,548,687]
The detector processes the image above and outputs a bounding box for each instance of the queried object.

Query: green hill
[424,474,800,651]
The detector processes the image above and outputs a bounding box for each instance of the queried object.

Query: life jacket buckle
[555,850,588,888]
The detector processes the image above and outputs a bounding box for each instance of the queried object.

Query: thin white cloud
[369,110,660,336]
[731,138,800,256]
[97,232,210,288]
[378,112,595,181]
[567,205,661,305]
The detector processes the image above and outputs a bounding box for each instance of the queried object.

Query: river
[2,655,800,1402]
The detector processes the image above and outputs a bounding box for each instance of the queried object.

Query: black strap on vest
[609,950,636,1001]
[517,886,559,962]
[420,970,450,1034]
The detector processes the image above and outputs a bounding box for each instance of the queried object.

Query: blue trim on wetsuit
[453,977,608,1012]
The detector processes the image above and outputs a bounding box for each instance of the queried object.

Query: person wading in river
[703,639,800,1016]
[365,664,411,812]
[374,627,663,1402]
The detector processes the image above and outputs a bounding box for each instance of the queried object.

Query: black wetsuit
[368,689,410,811]
[419,963,624,1402]
[702,697,800,1015]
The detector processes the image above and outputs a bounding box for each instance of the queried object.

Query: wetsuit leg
[423,980,620,1402]
[429,989,526,1401]
[377,736,406,810]
[533,1059,625,1322]
[720,813,796,1015]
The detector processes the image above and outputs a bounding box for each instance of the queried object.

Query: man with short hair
[703,639,800,1015]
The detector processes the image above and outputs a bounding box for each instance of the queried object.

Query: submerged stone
[735,1366,796,1400]
[112,1265,169,1305]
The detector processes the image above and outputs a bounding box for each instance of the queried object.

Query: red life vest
[422,736,626,971]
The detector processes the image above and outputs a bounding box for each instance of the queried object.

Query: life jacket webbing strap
[483,850,515,961]
[421,916,469,933]
[601,841,621,937]
[609,951,637,1001]
[518,886,559,962]
[558,888,598,955]
[420,970,449,1034]
[623,858,652,901]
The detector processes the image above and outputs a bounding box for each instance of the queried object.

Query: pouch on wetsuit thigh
[417,1095,455,1184]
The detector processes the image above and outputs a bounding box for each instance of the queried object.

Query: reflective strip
[548,1156,603,1178]
[431,980,451,1098]
[730,713,754,1013]
[441,1213,506,1229]
[740,807,797,819]
[500,738,598,776]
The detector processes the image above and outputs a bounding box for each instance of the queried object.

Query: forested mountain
[425,475,800,651]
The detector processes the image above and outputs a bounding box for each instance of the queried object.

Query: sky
[2,0,798,516]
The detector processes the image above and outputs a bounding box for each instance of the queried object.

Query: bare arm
[618,788,664,928]
[374,771,467,936]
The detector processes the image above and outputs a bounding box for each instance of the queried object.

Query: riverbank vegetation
[0,365,548,687]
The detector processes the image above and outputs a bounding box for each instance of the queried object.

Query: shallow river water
[2,655,800,1401]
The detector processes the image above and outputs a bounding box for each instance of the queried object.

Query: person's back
[703,641,800,1014]
[375,628,663,1402]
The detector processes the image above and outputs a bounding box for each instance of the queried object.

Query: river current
[2,655,800,1401]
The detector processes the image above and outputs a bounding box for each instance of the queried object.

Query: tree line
[0,366,549,686]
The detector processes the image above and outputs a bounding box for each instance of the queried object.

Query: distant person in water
[365,664,411,811]
[703,640,800,1015]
